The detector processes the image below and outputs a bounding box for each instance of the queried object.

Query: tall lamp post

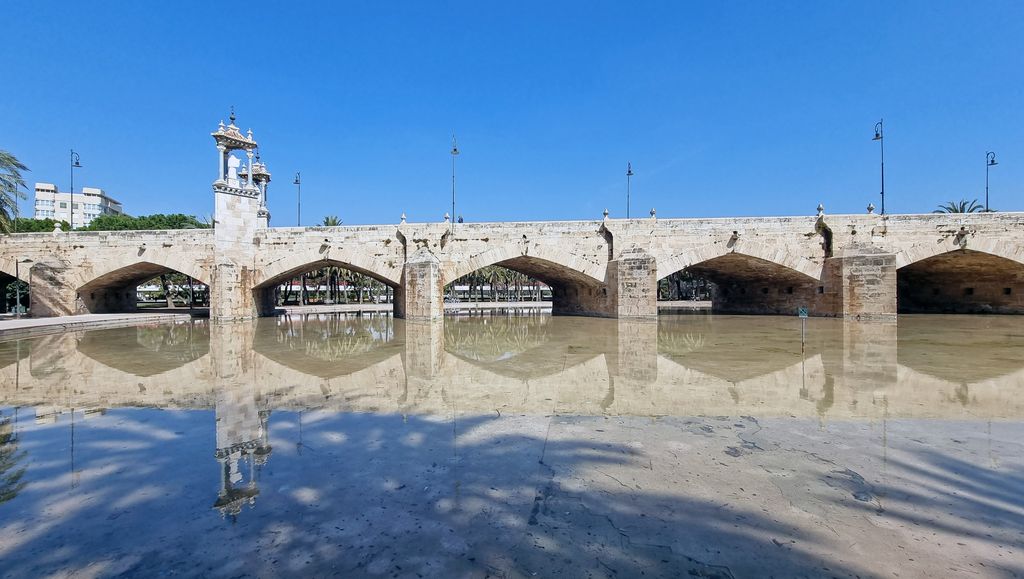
[626,162,634,219]
[872,120,885,215]
[69,150,81,230]
[293,172,301,226]
[14,258,32,318]
[450,134,459,231]
[985,151,998,212]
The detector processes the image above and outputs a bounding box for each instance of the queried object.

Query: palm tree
[934,199,983,214]
[322,215,342,226]
[0,151,29,234]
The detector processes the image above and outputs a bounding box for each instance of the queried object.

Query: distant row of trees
[278,266,391,306]
[447,266,546,302]
[5,214,209,233]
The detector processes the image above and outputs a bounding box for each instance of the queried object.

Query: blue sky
[3,2,1022,224]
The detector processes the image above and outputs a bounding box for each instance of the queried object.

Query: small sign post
[797,307,808,353]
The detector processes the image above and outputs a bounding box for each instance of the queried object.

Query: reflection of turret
[213,440,260,519]
[212,330,271,520]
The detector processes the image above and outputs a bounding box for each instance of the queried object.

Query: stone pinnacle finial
[603,208,609,221]
[400,212,406,224]
[867,203,876,214]
[816,203,825,217]
[229,106,236,125]
[444,212,450,223]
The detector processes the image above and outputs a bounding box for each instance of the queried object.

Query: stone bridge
[3,114,1021,320]
[2,210,1023,320]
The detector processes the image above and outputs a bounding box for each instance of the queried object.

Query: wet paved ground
[0,314,1022,578]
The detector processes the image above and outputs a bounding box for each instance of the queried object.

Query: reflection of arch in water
[897,316,1024,383]
[657,316,823,382]
[251,315,401,379]
[444,316,612,380]
[896,249,1024,314]
[76,259,210,314]
[76,322,211,377]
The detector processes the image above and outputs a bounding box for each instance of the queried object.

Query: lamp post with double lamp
[14,258,32,318]
[69,150,81,230]
[872,120,885,215]
[293,172,301,226]
[626,162,634,219]
[985,151,998,212]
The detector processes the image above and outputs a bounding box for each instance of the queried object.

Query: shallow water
[0,314,1022,577]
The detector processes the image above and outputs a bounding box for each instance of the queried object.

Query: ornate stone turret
[253,153,272,228]
[210,108,272,320]
[212,108,259,195]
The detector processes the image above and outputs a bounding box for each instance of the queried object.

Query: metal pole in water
[801,317,806,354]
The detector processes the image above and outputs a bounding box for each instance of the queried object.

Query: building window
[965,287,975,296]
[1004,288,1013,296]
[59,202,67,208]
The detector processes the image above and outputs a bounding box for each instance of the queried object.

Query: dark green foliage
[10,217,70,233]
[0,150,29,234]
[82,213,210,231]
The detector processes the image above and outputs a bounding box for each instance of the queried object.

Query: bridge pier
[26,261,78,317]
[545,248,659,319]
[397,248,443,321]
[831,245,897,320]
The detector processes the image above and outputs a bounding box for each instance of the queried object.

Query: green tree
[934,199,983,214]
[11,217,70,233]
[0,151,29,234]
[83,213,210,231]
[322,215,342,226]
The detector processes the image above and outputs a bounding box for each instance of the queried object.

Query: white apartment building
[33,183,125,227]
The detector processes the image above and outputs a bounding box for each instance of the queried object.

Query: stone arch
[256,246,402,290]
[252,249,402,316]
[657,240,823,282]
[444,243,606,286]
[443,244,611,317]
[896,248,1024,314]
[656,241,827,315]
[894,237,1024,270]
[75,252,212,290]
[76,260,212,314]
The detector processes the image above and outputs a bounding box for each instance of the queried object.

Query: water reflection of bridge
[4,314,1023,519]
[3,315,1023,421]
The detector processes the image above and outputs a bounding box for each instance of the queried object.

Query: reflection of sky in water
[1,313,1023,577]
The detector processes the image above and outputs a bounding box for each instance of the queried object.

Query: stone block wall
[836,245,897,320]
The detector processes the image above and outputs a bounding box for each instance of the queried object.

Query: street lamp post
[985,151,998,212]
[872,120,884,215]
[69,150,81,230]
[626,162,634,219]
[451,134,459,232]
[293,172,301,226]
